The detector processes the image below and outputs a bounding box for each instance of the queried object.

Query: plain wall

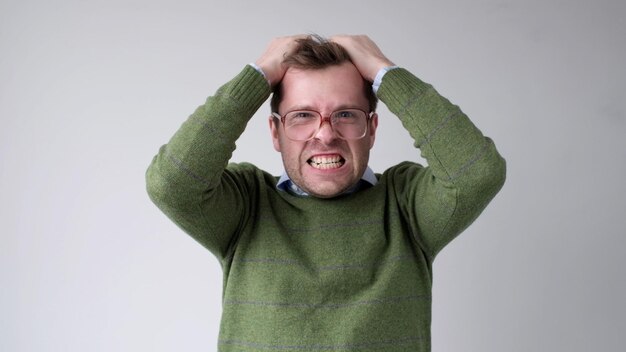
[2,0,625,351]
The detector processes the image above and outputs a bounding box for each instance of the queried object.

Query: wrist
[254,59,285,87]
[372,66,399,94]
[248,63,270,86]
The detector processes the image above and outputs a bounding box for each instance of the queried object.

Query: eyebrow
[284,104,365,112]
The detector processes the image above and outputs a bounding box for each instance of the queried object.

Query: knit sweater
[146,65,506,351]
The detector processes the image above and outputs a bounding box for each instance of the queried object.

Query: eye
[333,110,362,124]
[292,111,316,118]
[286,111,318,125]
[335,110,356,118]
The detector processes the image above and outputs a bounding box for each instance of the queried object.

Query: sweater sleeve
[146,66,271,261]
[377,68,506,258]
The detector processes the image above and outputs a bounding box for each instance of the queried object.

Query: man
[147,35,505,351]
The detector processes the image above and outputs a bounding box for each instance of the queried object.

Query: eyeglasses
[272,108,374,141]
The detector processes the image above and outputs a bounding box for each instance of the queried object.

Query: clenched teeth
[308,155,344,169]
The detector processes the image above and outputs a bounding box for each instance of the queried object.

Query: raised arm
[146,37,304,260]
[333,35,506,257]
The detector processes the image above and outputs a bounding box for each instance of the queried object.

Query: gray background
[2,0,625,351]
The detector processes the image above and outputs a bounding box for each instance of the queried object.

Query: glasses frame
[272,108,375,141]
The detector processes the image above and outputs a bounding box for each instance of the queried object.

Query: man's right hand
[255,35,306,88]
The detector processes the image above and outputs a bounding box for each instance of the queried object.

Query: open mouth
[308,155,345,170]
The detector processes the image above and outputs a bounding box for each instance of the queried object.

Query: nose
[313,116,339,144]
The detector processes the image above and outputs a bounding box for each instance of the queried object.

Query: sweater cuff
[221,65,272,117]
[248,62,270,85]
[372,66,399,94]
[376,68,431,108]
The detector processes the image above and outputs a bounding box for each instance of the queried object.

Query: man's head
[270,35,377,113]
[269,36,379,198]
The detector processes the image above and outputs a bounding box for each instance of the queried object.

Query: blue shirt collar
[276,166,378,196]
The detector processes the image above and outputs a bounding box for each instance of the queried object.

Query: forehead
[279,62,368,112]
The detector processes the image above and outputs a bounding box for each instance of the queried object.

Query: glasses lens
[331,109,367,139]
[284,109,368,141]
[284,111,320,140]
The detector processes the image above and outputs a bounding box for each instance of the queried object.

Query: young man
[147,35,505,351]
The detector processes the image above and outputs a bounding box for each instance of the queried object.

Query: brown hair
[270,35,378,114]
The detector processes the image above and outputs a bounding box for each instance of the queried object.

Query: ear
[367,113,378,149]
[269,116,282,152]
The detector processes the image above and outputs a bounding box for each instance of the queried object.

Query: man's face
[270,62,378,198]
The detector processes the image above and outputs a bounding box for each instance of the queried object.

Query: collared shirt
[276,167,378,196]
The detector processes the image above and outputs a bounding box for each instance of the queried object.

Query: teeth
[309,155,344,169]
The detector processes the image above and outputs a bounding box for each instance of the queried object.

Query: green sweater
[146,65,506,351]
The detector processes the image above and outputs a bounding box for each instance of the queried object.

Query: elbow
[145,163,169,209]
[488,154,507,193]
[145,161,187,212]
[473,151,507,203]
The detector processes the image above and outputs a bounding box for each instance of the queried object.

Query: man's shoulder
[378,161,426,179]
[226,161,275,175]
[225,162,279,185]
[375,161,430,195]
